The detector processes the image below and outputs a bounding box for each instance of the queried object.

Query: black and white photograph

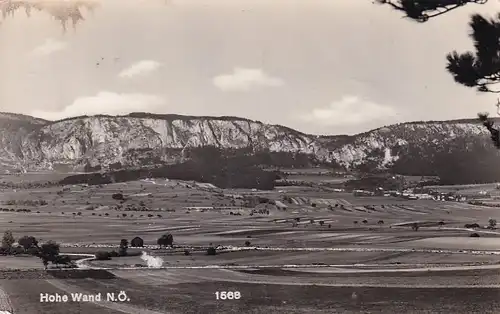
[2,0,500,313]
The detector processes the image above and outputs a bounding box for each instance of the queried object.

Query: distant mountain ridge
[0,112,498,183]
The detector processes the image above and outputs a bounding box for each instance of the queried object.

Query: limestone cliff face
[0,112,495,174]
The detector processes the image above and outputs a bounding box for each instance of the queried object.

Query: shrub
[10,245,24,255]
[109,250,119,257]
[26,246,39,256]
[464,223,480,229]
[207,247,217,255]
[95,251,111,260]
[245,241,251,246]
[112,193,124,200]
[184,249,190,256]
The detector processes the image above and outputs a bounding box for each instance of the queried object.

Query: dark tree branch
[376,0,489,23]
[377,0,500,149]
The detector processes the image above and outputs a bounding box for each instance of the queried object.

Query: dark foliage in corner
[375,0,488,22]
[478,113,500,148]
[377,0,500,149]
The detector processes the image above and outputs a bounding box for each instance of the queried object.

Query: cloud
[298,95,397,126]
[118,60,162,78]
[31,38,67,56]
[213,68,284,92]
[31,91,166,121]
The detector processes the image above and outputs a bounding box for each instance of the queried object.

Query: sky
[1,0,500,136]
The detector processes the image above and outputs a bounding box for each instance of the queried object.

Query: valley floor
[0,177,498,313]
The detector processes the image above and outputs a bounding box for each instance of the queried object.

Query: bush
[109,250,119,257]
[95,251,111,260]
[464,223,480,229]
[26,246,39,256]
[10,245,24,255]
[184,249,190,256]
[112,193,124,200]
[207,247,217,255]
[245,241,251,246]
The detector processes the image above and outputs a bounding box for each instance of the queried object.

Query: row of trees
[96,234,175,259]
[96,233,220,260]
[0,231,69,269]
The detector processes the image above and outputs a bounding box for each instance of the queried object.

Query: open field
[0,173,499,312]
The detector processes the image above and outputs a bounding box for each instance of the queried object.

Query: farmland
[0,173,499,313]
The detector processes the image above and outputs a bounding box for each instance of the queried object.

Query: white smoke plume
[140,251,164,268]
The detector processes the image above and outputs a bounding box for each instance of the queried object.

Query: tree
[130,237,144,247]
[2,231,15,251]
[18,236,37,250]
[38,241,60,269]
[489,218,497,228]
[375,0,489,23]
[412,222,420,231]
[157,234,173,248]
[119,239,128,256]
[207,246,217,255]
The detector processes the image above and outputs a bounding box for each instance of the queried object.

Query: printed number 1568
[215,291,241,300]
